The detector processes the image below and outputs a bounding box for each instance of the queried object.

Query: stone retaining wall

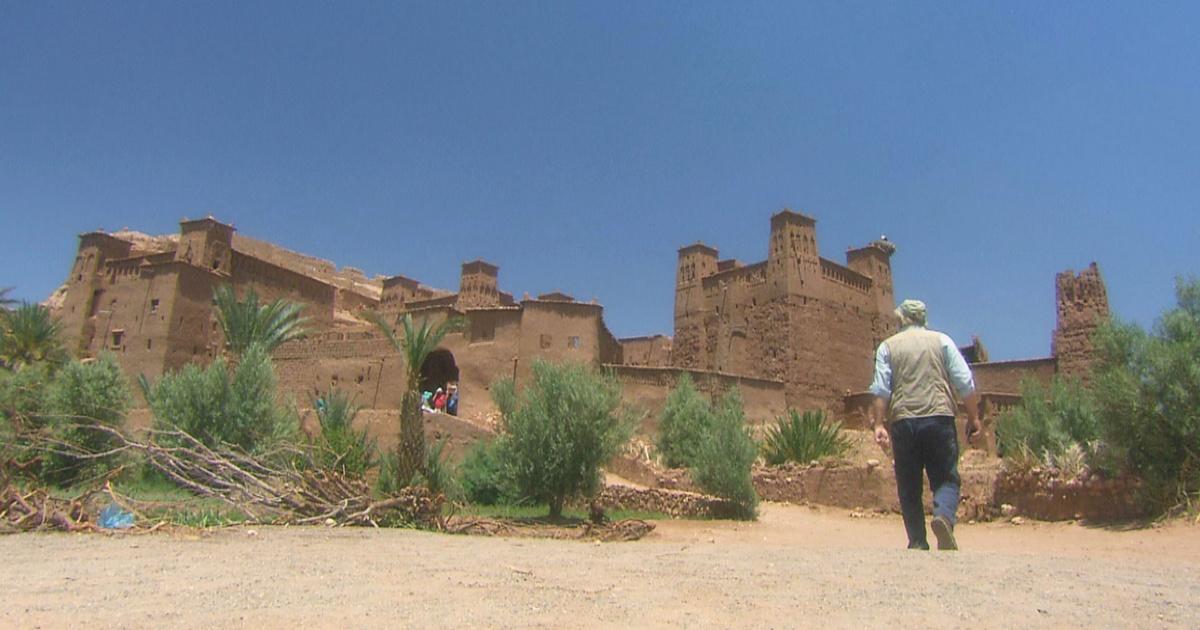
[594,485,738,519]
[994,468,1145,522]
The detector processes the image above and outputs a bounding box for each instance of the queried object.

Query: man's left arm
[942,335,982,442]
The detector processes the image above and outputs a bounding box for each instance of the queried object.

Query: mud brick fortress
[671,210,898,410]
[46,211,1110,432]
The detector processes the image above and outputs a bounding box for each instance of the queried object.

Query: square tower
[176,217,234,274]
[457,260,500,309]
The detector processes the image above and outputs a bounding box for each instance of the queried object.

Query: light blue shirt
[869,327,976,400]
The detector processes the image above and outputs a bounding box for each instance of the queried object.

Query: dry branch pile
[12,424,446,529]
[131,427,445,527]
[1,484,94,533]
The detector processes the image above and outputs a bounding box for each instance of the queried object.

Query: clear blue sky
[2,2,1197,361]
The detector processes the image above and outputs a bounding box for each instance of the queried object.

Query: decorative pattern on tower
[1052,262,1109,384]
[456,260,501,309]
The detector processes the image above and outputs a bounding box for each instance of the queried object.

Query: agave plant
[366,311,464,487]
[213,285,309,356]
[0,302,66,370]
[762,409,851,466]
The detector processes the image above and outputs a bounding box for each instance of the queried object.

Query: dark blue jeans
[888,415,960,549]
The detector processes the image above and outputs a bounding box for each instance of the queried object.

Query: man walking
[869,299,981,550]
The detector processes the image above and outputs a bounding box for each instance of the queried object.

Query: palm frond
[213,285,309,356]
[0,302,66,369]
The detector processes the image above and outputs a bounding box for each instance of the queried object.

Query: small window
[111,330,124,347]
[150,298,159,313]
[568,336,581,350]
[146,339,152,350]
[540,334,552,350]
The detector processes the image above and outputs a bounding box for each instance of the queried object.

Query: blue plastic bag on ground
[98,503,135,529]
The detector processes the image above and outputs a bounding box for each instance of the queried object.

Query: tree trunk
[396,389,426,486]
[548,495,564,520]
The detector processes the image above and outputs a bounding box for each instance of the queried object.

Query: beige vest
[883,327,956,421]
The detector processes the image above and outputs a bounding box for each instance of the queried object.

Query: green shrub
[417,437,456,498]
[996,377,1102,471]
[377,438,457,499]
[1093,276,1200,513]
[492,361,632,518]
[143,343,296,453]
[0,362,53,480]
[375,451,401,497]
[762,409,850,466]
[0,361,52,431]
[42,354,132,485]
[457,439,521,506]
[311,388,375,478]
[690,389,759,520]
[656,373,714,468]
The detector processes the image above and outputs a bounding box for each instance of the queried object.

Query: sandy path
[3,503,1198,629]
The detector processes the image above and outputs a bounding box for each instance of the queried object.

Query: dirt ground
[3,503,1198,629]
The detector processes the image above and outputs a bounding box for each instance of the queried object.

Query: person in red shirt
[432,387,447,412]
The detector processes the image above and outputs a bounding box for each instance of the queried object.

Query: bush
[378,438,457,499]
[656,373,713,468]
[310,388,375,478]
[492,361,632,518]
[143,343,296,453]
[996,377,1102,471]
[0,362,53,479]
[417,437,456,498]
[0,361,52,431]
[762,409,850,466]
[690,389,758,520]
[42,354,132,485]
[457,439,521,506]
[1093,276,1200,513]
[374,451,401,497]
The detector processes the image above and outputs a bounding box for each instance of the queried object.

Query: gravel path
[4,503,1198,629]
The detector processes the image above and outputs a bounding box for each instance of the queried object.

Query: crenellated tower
[846,238,897,316]
[767,210,819,296]
[1052,262,1110,384]
[672,243,718,368]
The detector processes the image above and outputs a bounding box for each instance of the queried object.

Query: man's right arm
[868,343,892,448]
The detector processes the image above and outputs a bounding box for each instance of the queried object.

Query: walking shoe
[930,515,958,550]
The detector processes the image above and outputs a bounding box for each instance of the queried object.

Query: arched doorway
[419,349,459,395]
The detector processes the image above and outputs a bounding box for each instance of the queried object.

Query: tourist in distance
[445,383,459,416]
[421,390,434,413]
[432,387,447,412]
[868,299,981,551]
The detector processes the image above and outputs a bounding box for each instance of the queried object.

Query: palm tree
[213,285,309,357]
[366,311,464,486]
[0,287,17,309]
[0,303,66,370]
